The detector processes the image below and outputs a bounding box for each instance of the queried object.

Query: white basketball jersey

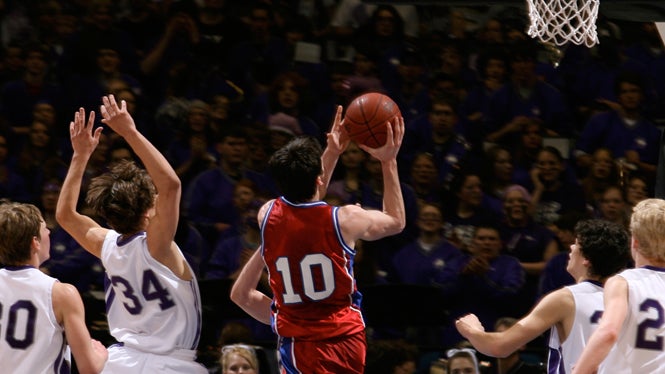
[0,266,70,373]
[548,281,604,374]
[101,230,202,354]
[600,267,665,373]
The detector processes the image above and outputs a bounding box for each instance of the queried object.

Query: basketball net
[526,0,600,47]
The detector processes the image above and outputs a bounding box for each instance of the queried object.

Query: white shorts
[102,344,207,374]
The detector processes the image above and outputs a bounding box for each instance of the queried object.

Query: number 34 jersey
[101,231,202,354]
[601,266,665,374]
[261,198,365,341]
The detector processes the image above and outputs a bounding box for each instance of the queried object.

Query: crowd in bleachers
[1,0,664,372]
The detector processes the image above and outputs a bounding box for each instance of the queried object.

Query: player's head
[268,136,322,203]
[0,202,49,265]
[220,344,259,374]
[630,198,665,263]
[573,219,630,278]
[86,159,156,234]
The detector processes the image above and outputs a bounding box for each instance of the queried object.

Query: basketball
[343,93,401,148]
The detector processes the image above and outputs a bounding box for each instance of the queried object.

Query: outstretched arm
[230,248,272,324]
[572,275,628,374]
[56,108,108,258]
[456,287,572,358]
[339,116,406,243]
[99,95,188,278]
[53,282,108,374]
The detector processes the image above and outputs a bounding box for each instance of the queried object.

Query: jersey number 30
[0,300,36,349]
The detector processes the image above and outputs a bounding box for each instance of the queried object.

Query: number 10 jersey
[261,198,365,341]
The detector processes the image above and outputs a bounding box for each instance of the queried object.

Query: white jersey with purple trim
[0,266,71,374]
[547,280,604,374]
[599,267,665,374]
[101,230,202,356]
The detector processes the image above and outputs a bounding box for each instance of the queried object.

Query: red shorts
[278,331,366,374]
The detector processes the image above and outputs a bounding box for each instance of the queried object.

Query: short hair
[220,344,259,372]
[268,136,322,202]
[575,219,630,277]
[0,203,43,265]
[630,199,665,262]
[85,160,156,234]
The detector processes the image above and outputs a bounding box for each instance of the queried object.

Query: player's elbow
[229,281,248,307]
[55,208,75,229]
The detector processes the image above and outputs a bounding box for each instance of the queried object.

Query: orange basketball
[343,93,401,148]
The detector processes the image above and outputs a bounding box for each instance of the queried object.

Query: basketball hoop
[526,0,600,47]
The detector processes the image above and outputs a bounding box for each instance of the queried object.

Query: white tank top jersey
[0,266,71,374]
[101,230,202,355]
[548,280,604,374]
[600,267,665,374]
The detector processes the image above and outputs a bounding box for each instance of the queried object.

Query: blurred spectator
[499,185,558,317]
[529,146,587,227]
[227,2,290,96]
[461,46,508,152]
[251,71,320,141]
[167,99,217,186]
[435,224,525,348]
[184,127,276,248]
[58,0,139,79]
[573,71,662,180]
[206,198,264,281]
[580,147,620,204]
[482,144,517,205]
[0,41,25,85]
[485,40,574,146]
[328,0,419,60]
[392,203,461,285]
[401,94,471,190]
[0,43,63,150]
[445,347,481,374]
[444,171,502,250]
[14,120,67,204]
[267,112,302,153]
[365,339,418,374]
[594,184,629,229]
[0,131,30,203]
[624,171,650,210]
[327,141,367,204]
[408,152,445,208]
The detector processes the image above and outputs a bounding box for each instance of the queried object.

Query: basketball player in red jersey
[231,106,405,373]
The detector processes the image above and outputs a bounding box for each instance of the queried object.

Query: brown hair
[85,160,155,234]
[0,203,43,264]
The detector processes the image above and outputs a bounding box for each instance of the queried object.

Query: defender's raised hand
[99,94,136,138]
[70,107,102,158]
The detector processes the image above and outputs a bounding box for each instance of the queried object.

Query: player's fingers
[86,110,95,130]
[108,94,119,110]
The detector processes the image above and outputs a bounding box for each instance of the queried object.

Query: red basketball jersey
[261,198,365,341]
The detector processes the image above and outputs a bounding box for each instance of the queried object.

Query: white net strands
[526,0,600,47]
